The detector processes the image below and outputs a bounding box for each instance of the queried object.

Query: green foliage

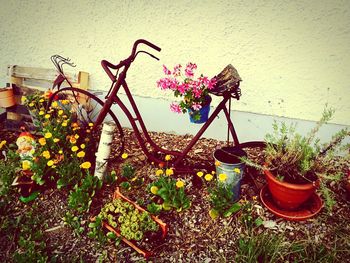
[87,216,108,244]
[56,159,84,189]
[235,232,287,263]
[0,159,18,197]
[149,176,191,212]
[147,202,162,215]
[97,198,159,241]
[264,107,349,210]
[208,183,240,218]
[68,173,103,213]
[121,163,135,180]
[1,205,49,262]
[63,211,85,236]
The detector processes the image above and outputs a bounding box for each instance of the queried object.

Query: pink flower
[208,77,217,90]
[170,102,182,113]
[192,103,202,111]
[173,64,182,77]
[163,65,171,75]
[185,62,197,78]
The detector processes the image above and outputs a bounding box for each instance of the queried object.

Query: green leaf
[223,202,241,217]
[255,217,263,227]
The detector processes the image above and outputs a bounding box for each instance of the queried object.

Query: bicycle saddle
[210,64,242,99]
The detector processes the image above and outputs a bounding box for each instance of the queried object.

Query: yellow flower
[42,150,50,159]
[150,186,159,195]
[58,110,64,115]
[218,173,228,182]
[0,140,6,150]
[165,155,171,161]
[88,122,94,127]
[80,144,86,149]
[22,160,31,170]
[77,151,85,158]
[59,150,63,154]
[44,132,52,139]
[211,171,216,175]
[196,171,204,177]
[28,102,35,107]
[47,160,54,167]
[38,137,46,146]
[215,161,221,167]
[156,169,163,176]
[71,146,79,152]
[53,138,60,143]
[21,96,27,103]
[74,134,79,139]
[61,99,69,105]
[121,153,128,159]
[233,168,241,174]
[70,137,77,144]
[44,114,50,119]
[176,180,185,188]
[39,98,44,103]
[39,110,45,116]
[165,168,174,176]
[80,161,91,169]
[204,173,213,181]
[52,101,58,108]
[62,122,68,127]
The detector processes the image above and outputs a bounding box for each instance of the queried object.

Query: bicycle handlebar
[101,39,161,81]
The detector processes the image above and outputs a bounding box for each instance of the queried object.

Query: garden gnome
[16,128,36,173]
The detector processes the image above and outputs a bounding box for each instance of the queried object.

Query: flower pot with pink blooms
[157,62,216,124]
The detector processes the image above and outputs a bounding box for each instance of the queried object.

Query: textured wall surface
[1,0,349,125]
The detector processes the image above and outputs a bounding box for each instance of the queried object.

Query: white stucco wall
[1,0,349,127]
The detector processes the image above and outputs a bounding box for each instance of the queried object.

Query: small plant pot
[213,146,247,202]
[188,95,212,124]
[102,187,167,258]
[264,169,318,211]
[0,87,16,108]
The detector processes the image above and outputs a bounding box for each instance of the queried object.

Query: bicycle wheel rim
[47,87,125,165]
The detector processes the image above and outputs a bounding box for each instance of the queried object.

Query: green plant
[63,211,85,235]
[148,175,190,212]
[97,198,159,241]
[121,163,135,180]
[261,107,349,210]
[68,173,103,213]
[235,231,288,263]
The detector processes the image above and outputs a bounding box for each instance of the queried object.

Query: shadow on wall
[92,91,349,144]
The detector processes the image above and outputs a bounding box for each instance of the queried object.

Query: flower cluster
[156,63,216,116]
[147,155,190,213]
[19,90,94,187]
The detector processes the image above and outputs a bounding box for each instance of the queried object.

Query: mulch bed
[1,126,350,262]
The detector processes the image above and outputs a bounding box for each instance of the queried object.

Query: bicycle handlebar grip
[132,39,161,56]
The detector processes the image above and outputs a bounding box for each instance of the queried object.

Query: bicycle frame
[97,74,241,171]
[51,40,243,172]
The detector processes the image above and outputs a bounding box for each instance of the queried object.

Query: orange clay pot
[0,87,15,108]
[264,169,318,211]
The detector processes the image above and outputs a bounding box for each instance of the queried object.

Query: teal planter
[213,147,247,201]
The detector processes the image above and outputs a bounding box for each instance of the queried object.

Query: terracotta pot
[264,169,317,210]
[0,87,15,108]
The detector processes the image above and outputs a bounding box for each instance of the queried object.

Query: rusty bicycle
[47,39,265,173]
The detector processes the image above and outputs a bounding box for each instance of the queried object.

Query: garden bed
[1,125,350,262]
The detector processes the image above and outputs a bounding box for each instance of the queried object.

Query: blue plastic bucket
[188,96,212,124]
[213,147,247,201]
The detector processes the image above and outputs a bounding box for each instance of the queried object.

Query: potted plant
[156,63,217,123]
[262,108,349,211]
